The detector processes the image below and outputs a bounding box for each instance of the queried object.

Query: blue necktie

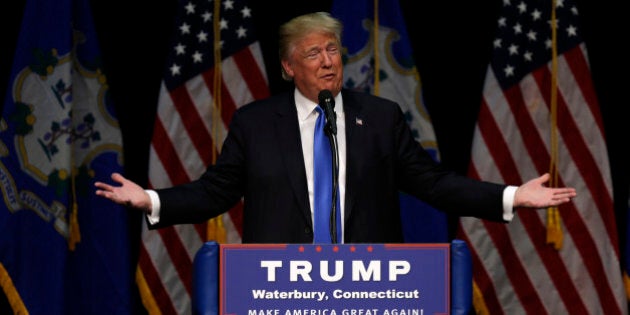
[313,106,341,243]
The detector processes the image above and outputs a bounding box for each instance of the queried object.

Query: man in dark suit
[95,12,576,244]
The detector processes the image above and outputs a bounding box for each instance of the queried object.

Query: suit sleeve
[149,110,247,229]
[393,104,508,222]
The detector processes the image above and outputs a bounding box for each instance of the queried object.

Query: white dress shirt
[294,89,346,242]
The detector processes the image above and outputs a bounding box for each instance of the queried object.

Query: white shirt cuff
[145,189,161,224]
[502,185,518,222]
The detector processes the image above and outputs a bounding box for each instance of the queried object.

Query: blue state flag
[331,0,448,242]
[0,0,133,313]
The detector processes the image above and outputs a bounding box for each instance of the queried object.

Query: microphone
[317,90,337,135]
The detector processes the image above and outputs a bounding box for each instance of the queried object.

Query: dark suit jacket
[152,89,507,243]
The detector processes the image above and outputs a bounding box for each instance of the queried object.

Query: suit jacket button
[304,227,312,235]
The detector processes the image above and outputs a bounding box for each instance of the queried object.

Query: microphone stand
[318,89,339,244]
[325,121,339,244]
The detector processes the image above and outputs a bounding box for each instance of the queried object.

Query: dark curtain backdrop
[1,1,628,313]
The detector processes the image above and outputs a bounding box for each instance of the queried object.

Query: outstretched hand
[514,173,577,208]
[95,173,152,213]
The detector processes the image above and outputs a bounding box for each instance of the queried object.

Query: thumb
[110,172,126,185]
[535,173,550,185]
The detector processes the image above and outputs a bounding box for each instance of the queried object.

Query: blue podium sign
[220,244,450,315]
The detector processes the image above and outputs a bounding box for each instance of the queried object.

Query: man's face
[281,32,343,102]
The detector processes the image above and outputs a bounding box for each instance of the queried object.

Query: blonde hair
[278,12,343,81]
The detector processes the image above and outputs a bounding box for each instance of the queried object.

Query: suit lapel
[273,92,312,226]
[271,90,370,231]
[341,92,365,224]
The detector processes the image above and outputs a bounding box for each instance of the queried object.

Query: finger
[95,190,113,199]
[535,173,550,184]
[111,172,126,184]
[555,190,576,198]
[94,182,112,191]
[94,181,108,188]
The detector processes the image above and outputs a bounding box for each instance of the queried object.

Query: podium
[193,240,472,315]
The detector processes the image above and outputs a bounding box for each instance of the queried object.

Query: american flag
[137,0,269,313]
[456,0,627,314]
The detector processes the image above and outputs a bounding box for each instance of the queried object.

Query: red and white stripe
[138,42,269,315]
[457,43,626,314]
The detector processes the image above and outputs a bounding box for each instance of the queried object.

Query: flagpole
[372,0,380,95]
[208,0,226,243]
[546,0,563,250]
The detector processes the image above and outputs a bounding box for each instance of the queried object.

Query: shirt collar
[294,88,343,121]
